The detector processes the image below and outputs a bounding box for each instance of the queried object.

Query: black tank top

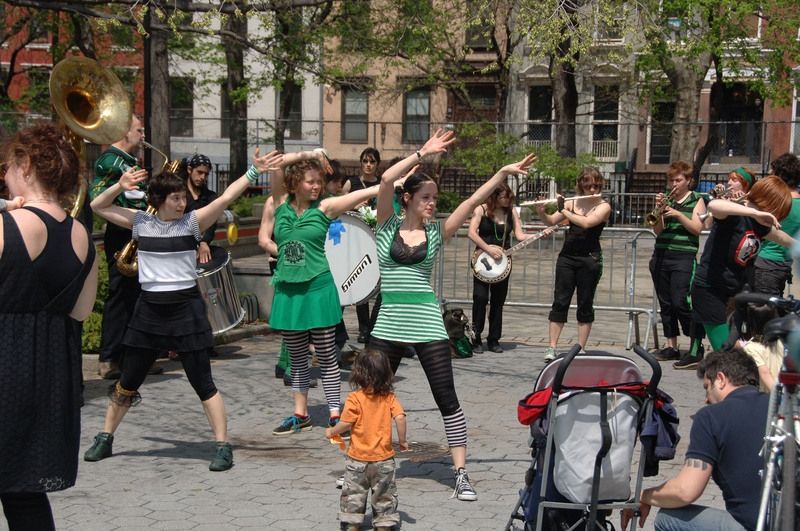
[477,207,512,248]
[25,207,84,299]
[561,221,605,256]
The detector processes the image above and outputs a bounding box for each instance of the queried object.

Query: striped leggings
[282,327,341,412]
[368,337,467,448]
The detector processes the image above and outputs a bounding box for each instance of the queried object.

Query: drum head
[325,213,380,306]
[196,245,229,276]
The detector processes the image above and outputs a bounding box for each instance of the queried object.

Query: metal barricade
[434,224,658,350]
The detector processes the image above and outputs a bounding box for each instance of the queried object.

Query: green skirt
[270,270,342,331]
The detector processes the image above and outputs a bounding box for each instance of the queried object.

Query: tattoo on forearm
[685,458,710,470]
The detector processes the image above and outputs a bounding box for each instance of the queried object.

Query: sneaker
[339,523,360,531]
[655,347,681,361]
[452,467,477,501]
[329,416,350,440]
[336,474,345,488]
[84,432,114,462]
[487,342,503,353]
[209,442,233,471]
[673,355,700,370]
[272,414,312,436]
[472,341,484,354]
[543,347,557,363]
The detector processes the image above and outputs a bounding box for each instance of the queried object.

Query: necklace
[25,198,59,205]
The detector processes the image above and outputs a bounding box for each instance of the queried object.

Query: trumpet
[645,187,677,226]
[699,184,749,222]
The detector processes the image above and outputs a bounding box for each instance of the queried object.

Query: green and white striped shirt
[371,214,448,343]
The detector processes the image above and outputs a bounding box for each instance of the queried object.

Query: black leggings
[1,492,54,531]
[119,347,218,401]
[369,337,467,447]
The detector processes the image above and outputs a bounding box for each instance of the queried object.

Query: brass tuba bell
[49,56,132,217]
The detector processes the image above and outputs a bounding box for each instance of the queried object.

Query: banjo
[471,224,561,283]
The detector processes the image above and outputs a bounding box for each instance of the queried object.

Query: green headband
[734,167,754,187]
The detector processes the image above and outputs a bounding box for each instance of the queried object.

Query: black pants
[649,250,704,340]
[368,337,467,447]
[356,301,371,337]
[119,347,218,401]
[1,492,54,531]
[471,276,510,344]
[549,253,602,323]
[99,262,142,363]
[752,257,792,296]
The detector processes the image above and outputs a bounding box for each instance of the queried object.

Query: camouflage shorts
[339,456,399,527]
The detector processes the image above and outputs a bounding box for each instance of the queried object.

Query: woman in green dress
[268,151,380,436]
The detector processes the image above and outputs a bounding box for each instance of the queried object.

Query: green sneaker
[84,432,114,462]
[272,414,312,436]
[209,442,233,471]
[543,347,557,363]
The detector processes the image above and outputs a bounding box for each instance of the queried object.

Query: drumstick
[519,193,602,207]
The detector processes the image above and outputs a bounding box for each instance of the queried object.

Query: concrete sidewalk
[9,319,726,531]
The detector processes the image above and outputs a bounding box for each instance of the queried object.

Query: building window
[465,0,493,52]
[527,86,552,146]
[277,80,303,140]
[403,88,430,144]
[25,68,51,115]
[708,83,763,164]
[169,77,194,137]
[342,86,368,143]
[592,85,619,159]
[649,101,674,164]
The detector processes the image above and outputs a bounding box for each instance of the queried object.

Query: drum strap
[382,291,438,304]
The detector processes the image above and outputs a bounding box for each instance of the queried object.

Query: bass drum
[196,246,245,335]
[325,212,380,306]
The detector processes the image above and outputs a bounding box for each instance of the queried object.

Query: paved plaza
[3,303,728,531]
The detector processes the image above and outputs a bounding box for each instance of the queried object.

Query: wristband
[245,165,260,183]
[0,198,6,212]
[415,151,422,161]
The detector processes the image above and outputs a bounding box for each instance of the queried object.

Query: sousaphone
[49,56,132,217]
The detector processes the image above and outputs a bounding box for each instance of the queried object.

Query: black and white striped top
[132,210,201,292]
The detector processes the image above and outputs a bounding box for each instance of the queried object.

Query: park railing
[432,223,659,350]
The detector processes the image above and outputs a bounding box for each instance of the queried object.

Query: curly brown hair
[284,159,324,193]
[0,122,80,199]
[349,349,394,396]
[748,175,792,220]
[666,160,693,181]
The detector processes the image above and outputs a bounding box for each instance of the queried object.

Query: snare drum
[325,212,380,306]
[196,246,245,335]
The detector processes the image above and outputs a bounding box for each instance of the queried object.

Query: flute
[520,193,602,207]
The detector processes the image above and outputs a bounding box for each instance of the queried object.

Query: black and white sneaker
[452,468,477,501]
[336,474,345,488]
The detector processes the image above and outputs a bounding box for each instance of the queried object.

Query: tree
[636,0,800,165]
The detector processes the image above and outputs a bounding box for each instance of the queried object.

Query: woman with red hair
[681,176,795,369]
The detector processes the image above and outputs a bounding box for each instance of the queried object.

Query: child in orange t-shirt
[325,349,408,531]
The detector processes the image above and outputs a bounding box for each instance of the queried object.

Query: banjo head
[471,250,511,283]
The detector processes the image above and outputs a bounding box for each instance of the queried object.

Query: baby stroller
[505,345,664,531]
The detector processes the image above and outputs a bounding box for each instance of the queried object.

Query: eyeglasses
[361,158,377,164]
